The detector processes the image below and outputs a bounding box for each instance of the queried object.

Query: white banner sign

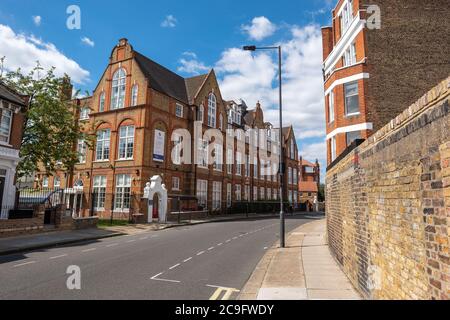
[153,129,165,162]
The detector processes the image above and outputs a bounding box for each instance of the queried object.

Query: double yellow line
[209,286,240,300]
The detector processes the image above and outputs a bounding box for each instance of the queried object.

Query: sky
[0,0,334,178]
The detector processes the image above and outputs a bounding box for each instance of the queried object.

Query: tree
[0,61,92,179]
[318,183,325,202]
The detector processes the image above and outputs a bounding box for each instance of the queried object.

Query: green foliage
[0,61,92,178]
[318,183,325,202]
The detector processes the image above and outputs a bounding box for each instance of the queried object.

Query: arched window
[198,104,204,123]
[208,93,216,128]
[99,91,105,112]
[131,84,138,106]
[111,68,126,110]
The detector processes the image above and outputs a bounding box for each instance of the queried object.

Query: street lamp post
[243,45,285,248]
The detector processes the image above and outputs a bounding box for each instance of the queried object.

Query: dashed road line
[82,248,97,253]
[183,257,193,263]
[208,247,215,251]
[49,254,68,260]
[150,272,181,283]
[197,251,205,256]
[217,243,223,246]
[13,261,36,268]
[126,240,136,243]
[106,243,118,248]
[169,263,181,270]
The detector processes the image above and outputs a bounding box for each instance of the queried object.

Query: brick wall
[326,76,450,299]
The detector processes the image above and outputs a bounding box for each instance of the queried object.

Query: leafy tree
[318,183,325,202]
[0,60,92,179]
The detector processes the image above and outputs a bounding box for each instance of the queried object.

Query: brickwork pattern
[326,77,450,299]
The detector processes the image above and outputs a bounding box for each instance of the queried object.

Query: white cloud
[32,15,41,26]
[217,24,325,140]
[0,24,90,84]
[178,52,210,75]
[301,142,327,163]
[241,16,277,41]
[161,15,177,28]
[81,36,95,47]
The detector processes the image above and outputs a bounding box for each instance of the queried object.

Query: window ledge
[0,142,13,147]
[344,112,361,118]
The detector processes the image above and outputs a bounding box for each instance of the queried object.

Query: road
[0,215,321,300]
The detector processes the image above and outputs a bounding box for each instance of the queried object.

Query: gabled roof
[0,81,26,106]
[134,51,189,104]
[185,73,208,105]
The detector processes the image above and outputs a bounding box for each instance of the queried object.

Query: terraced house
[322,0,450,165]
[37,38,300,221]
[0,82,26,219]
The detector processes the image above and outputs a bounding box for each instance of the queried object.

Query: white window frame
[131,84,138,106]
[0,107,12,144]
[344,81,360,116]
[213,144,223,171]
[331,136,337,162]
[172,177,180,191]
[99,91,105,112]
[114,174,131,212]
[54,177,61,189]
[42,176,49,188]
[77,139,87,164]
[93,176,107,211]
[79,107,90,120]
[227,183,232,208]
[198,104,204,123]
[208,93,217,128]
[227,149,233,175]
[236,152,242,176]
[96,129,111,161]
[175,103,184,118]
[111,68,127,110]
[235,184,242,201]
[328,91,335,123]
[118,126,135,160]
[197,180,208,209]
[212,181,222,210]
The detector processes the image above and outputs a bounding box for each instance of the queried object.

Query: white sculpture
[143,176,168,224]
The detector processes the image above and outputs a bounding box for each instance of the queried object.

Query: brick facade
[322,0,450,165]
[326,77,450,299]
[37,39,301,221]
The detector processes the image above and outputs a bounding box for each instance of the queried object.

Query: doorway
[0,176,5,212]
[152,193,159,219]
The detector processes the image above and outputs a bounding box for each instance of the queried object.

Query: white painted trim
[324,73,369,96]
[323,13,366,75]
[326,122,373,140]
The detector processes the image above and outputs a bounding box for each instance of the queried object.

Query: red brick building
[0,82,26,219]
[322,0,450,165]
[298,158,320,210]
[37,39,301,221]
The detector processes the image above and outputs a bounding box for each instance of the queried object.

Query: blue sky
[0,0,334,178]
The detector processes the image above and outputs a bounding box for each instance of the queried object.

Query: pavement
[0,214,321,300]
[238,218,361,300]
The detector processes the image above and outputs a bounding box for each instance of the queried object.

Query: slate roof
[301,159,317,167]
[0,81,26,106]
[134,51,189,104]
[185,74,208,104]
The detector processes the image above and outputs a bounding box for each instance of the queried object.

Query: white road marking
[126,240,136,243]
[226,239,231,243]
[264,247,269,250]
[183,257,193,263]
[140,236,148,240]
[49,254,67,260]
[82,248,97,253]
[217,243,223,246]
[150,272,181,283]
[197,251,205,256]
[106,243,118,248]
[208,247,215,251]
[13,261,36,268]
[232,237,238,240]
[169,263,181,270]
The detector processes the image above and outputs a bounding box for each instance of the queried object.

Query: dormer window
[111,68,126,110]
